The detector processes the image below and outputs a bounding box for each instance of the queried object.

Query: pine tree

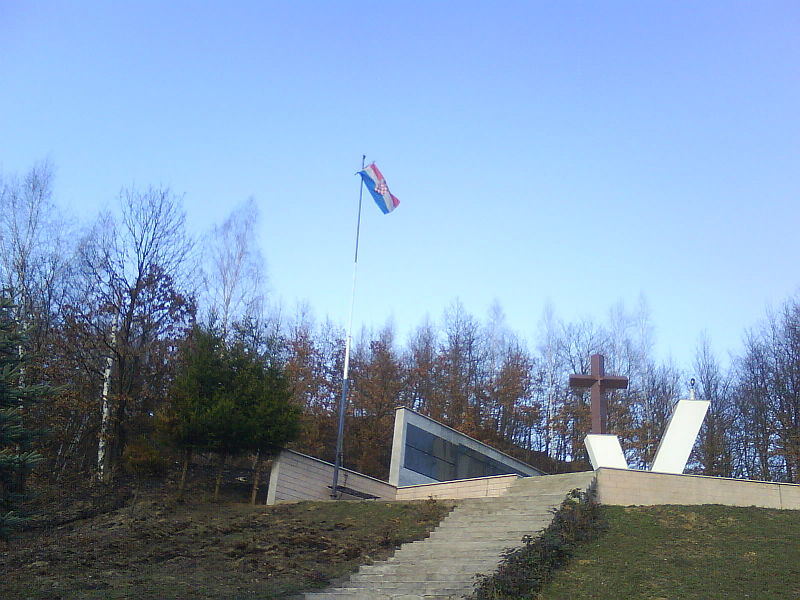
[0,297,45,541]
[157,326,227,498]
[161,325,300,502]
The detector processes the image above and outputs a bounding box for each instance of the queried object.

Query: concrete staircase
[303,471,595,600]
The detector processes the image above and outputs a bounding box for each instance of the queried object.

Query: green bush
[471,488,607,599]
[0,296,47,541]
[122,440,168,478]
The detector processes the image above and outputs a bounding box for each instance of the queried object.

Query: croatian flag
[358,162,400,214]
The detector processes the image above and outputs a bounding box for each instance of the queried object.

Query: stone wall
[395,474,520,501]
[266,454,800,509]
[596,467,800,510]
[265,450,397,505]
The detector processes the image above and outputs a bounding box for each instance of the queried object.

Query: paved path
[304,471,595,600]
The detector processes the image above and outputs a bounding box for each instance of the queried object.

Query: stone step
[501,486,577,493]
[352,568,491,579]
[380,552,497,564]
[428,525,543,535]
[332,581,475,590]
[392,540,512,552]
[311,584,475,596]
[440,517,550,527]
[379,555,503,567]
[383,553,504,565]
[455,503,558,511]
[459,504,557,511]
[398,536,510,546]
[355,564,498,576]
[305,593,467,600]
[351,571,494,584]
[445,510,554,519]
[385,552,504,564]
[451,501,561,512]
[427,529,542,541]
[443,510,555,521]
[453,503,560,511]
[388,546,508,560]
[456,492,567,502]
[306,585,475,594]
[303,475,592,600]
[434,512,552,522]
[433,521,549,531]
[383,558,504,569]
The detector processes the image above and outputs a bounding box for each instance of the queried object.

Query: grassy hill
[0,490,451,600]
[538,504,800,600]
[4,474,799,600]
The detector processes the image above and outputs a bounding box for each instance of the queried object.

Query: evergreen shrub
[122,440,168,478]
[471,487,607,599]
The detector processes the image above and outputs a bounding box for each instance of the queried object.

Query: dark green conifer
[162,325,300,501]
[0,297,45,541]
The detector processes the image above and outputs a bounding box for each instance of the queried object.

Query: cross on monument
[569,354,629,434]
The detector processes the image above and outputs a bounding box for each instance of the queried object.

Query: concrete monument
[388,407,544,486]
[570,356,710,474]
[651,380,710,474]
[569,354,630,470]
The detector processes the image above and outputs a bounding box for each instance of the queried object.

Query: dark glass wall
[404,424,528,481]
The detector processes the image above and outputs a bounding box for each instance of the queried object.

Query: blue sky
[2,1,799,370]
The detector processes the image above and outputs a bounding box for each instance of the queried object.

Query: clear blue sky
[2,1,799,371]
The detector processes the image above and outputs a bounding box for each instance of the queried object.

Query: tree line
[286,296,800,484]
[1,161,798,525]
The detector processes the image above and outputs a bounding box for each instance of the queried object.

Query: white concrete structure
[595,467,800,509]
[388,407,544,486]
[582,389,710,475]
[651,397,711,474]
[584,433,629,470]
[266,449,396,504]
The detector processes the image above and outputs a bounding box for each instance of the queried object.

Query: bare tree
[553,317,609,463]
[0,161,72,375]
[202,198,267,338]
[403,317,440,415]
[70,186,195,483]
[692,334,735,476]
[732,298,800,482]
[348,322,405,478]
[282,308,345,462]
[440,301,485,432]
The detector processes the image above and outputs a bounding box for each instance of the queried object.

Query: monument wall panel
[389,407,544,486]
[266,450,396,505]
[596,468,800,510]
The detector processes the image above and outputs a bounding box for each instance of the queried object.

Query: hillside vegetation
[0,483,452,600]
[539,504,800,600]
[4,477,799,600]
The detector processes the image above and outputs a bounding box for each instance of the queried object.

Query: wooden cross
[569,354,628,434]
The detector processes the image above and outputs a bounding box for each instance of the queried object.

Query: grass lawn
[539,504,800,600]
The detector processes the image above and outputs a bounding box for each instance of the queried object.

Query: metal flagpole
[332,154,366,498]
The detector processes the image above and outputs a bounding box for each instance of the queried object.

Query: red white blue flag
[358,162,400,214]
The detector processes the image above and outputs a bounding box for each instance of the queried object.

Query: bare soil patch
[1,474,452,599]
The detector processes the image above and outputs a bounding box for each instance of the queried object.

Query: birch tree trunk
[250,450,262,505]
[96,319,117,484]
[178,447,192,501]
[96,350,113,483]
[213,453,227,501]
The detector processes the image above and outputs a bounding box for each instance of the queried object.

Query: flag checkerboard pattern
[358,163,400,214]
